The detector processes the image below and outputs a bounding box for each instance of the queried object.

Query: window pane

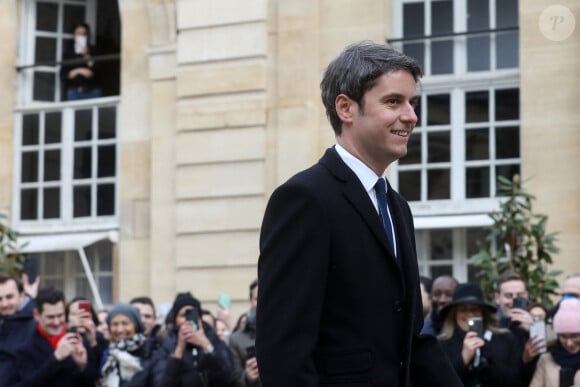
[36,2,58,31]
[99,276,113,305]
[43,252,65,275]
[33,72,55,102]
[466,128,489,160]
[431,40,454,75]
[467,0,489,30]
[74,185,91,217]
[21,189,38,220]
[97,145,116,177]
[403,43,425,74]
[43,278,65,290]
[427,131,450,162]
[400,133,421,165]
[99,251,113,271]
[466,91,489,122]
[497,0,518,28]
[74,147,92,179]
[431,265,453,279]
[22,114,40,145]
[496,126,519,159]
[97,184,115,216]
[98,107,116,139]
[43,187,60,219]
[63,5,87,35]
[399,171,421,201]
[432,0,453,34]
[466,166,490,198]
[497,32,519,69]
[21,152,39,182]
[427,169,450,199]
[44,150,60,181]
[467,228,487,257]
[35,37,57,64]
[45,112,62,143]
[467,36,490,72]
[495,89,519,120]
[430,229,452,260]
[403,3,424,37]
[427,94,450,125]
[496,165,520,189]
[75,277,92,301]
[75,110,93,141]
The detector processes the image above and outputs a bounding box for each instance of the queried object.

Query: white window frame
[18,0,96,104]
[12,97,120,234]
[389,0,520,221]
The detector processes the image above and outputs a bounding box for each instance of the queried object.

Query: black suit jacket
[256,147,462,387]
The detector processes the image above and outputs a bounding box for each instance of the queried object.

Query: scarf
[37,323,66,349]
[550,344,580,370]
[98,334,146,387]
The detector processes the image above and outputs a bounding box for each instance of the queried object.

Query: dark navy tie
[375,178,396,256]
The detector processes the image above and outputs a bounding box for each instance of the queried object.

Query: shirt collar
[334,144,385,194]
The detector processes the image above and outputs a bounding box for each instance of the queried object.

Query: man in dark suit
[256,41,462,387]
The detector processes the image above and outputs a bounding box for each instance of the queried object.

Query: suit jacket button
[393,300,403,312]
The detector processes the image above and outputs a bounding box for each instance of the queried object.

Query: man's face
[35,301,66,336]
[339,70,418,171]
[494,279,528,316]
[431,276,457,314]
[132,302,155,337]
[0,279,25,316]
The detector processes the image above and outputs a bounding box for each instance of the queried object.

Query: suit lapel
[319,148,400,268]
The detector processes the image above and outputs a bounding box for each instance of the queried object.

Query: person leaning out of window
[60,22,102,101]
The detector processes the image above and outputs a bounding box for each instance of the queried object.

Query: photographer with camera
[438,283,521,387]
[150,292,236,387]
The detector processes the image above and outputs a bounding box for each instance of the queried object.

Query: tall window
[19,0,120,103]
[392,0,520,280]
[16,102,118,228]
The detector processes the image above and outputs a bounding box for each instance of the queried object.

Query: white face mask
[74,35,87,54]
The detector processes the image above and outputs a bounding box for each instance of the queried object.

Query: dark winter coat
[150,322,237,387]
[439,327,521,387]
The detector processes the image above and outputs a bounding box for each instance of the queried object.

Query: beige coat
[529,352,580,387]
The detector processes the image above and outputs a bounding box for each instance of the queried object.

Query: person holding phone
[530,298,580,387]
[60,22,102,100]
[13,287,98,386]
[149,292,237,387]
[438,283,521,387]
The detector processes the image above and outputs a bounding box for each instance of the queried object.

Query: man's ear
[335,94,355,124]
[493,293,500,305]
[33,308,40,322]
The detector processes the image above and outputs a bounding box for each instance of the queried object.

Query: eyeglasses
[561,293,580,301]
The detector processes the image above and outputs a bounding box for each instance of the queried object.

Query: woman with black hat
[149,292,237,387]
[438,282,521,387]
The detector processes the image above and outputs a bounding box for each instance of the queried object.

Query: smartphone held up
[185,308,200,331]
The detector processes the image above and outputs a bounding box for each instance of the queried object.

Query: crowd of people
[0,274,260,387]
[0,269,579,386]
[420,271,580,387]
